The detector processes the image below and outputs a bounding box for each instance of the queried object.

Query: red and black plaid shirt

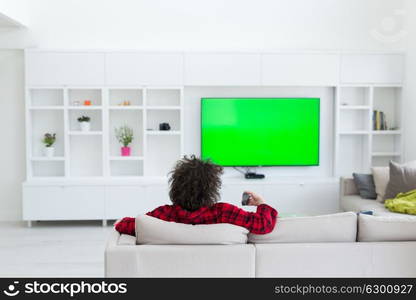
[115,203,278,236]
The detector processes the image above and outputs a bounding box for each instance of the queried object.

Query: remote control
[242,192,251,206]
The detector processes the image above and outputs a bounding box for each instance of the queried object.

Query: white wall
[0,0,410,221]
[403,0,416,161]
[25,0,405,51]
[0,50,25,221]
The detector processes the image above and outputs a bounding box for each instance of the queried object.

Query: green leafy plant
[77,115,90,122]
[115,125,133,147]
[42,133,56,147]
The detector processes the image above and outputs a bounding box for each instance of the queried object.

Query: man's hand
[244,191,265,206]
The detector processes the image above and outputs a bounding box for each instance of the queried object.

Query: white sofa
[340,177,416,217]
[105,212,416,277]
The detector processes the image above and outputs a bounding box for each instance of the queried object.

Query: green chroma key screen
[201,98,320,166]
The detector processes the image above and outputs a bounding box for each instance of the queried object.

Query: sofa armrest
[104,229,255,278]
[105,230,139,277]
[340,177,358,196]
[118,234,136,245]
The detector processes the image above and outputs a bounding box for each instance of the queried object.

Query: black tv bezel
[200,97,321,167]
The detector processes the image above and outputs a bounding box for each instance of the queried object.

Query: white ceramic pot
[44,147,55,158]
[79,121,91,132]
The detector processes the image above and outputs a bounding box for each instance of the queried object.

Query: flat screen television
[201,98,320,166]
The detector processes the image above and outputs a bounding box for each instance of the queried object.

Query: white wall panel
[106,53,183,86]
[184,53,261,86]
[341,54,404,84]
[26,52,105,86]
[261,54,339,86]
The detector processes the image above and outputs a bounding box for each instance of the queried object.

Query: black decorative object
[159,123,171,131]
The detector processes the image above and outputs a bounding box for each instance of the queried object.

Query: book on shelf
[373,110,387,131]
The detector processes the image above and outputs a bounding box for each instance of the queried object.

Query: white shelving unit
[25,87,184,179]
[334,85,403,176]
[22,50,406,224]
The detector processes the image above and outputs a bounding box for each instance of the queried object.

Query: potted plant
[42,133,56,158]
[115,125,133,156]
[77,115,91,132]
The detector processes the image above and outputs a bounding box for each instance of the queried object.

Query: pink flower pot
[121,146,131,156]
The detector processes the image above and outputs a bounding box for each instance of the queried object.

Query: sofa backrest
[136,215,248,245]
[358,213,416,242]
[249,212,357,244]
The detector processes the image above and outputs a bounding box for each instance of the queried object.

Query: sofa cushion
[248,212,357,243]
[358,214,416,242]
[384,161,416,201]
[135,215,248,245]
[372,167,389,202]
[353,173,377,199]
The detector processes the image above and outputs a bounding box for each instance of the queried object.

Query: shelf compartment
[109,110,144,157]
[109,89,143,106]
[371,130,401,135]
[109,156,144,161]
[146,109,181,131]
[146,134,181,176]
[68,106,103,110]
[145,106,180,110]
[68,131,103,135]
[372,134,401,155]
[146,130,181,135]
[69,109,103,132]
[30,110,65,158]
[69,135,103,177]
[372,156,402,168]
[372,152,401,157]
[29,106,64,110]
[31,157,65,161]
[373,87,401,131]
[146,89,181,107]
[337,135,370,177]
[32,161,65,177]
[109,106,143,110]
[68,89,102,106]
[339,131,369,135]
[339,105,370,110]
[339,109,370,132]
[110,160,144,177]
[339,87,370,106]
[29,89,64,107]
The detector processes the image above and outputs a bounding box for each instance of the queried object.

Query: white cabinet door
[340,54,404,84]
[22,186,105,220]
[105,53,184,85]
[23,186,64,220]
[261,54,340,86]
[106,186,146,219]
[63,186,106,219]
[184,53,261,85]
[26,52,106,86]
[144,185,171,211]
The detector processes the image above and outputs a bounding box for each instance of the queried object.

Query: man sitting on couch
[115,155,278,236]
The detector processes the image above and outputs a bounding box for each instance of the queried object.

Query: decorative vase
[121,146,131,156]
[79,121,91,132]
[44,146,55,158]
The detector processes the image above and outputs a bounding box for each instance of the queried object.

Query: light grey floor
[0,221,114,277]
